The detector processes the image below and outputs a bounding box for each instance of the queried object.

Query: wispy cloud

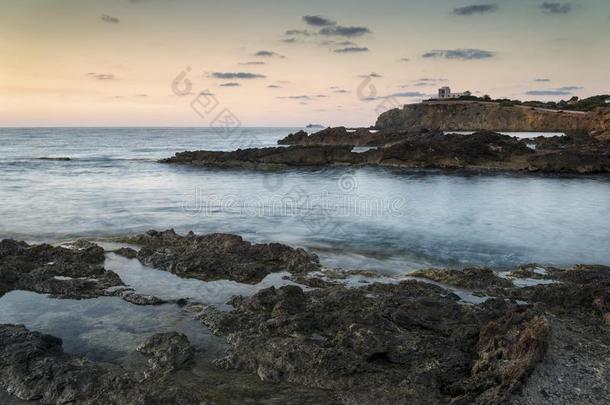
[267,85,282,89]
[239,61,265,65]
[422,48,495,60]
[320,26,371,37]
[525,86,582,96]
[219,82,240,87]
[533,78,551,82]
[390,91,426,97]
[87,72,115,80]
[255,50,285,58]
[302,15,336,27]
[398,57,410,62]
[281,38,299,43]
[359,73,382,78]
[101,14,120,24]
[540,2,572,14]
[285,29,314,36]
[334,46,369,53]
[209,72,266,79]
[277,95,313,100]
[452,4,498,16]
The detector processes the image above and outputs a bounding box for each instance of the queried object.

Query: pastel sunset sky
[1,0,609,127]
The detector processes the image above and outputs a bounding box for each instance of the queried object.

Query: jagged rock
[200,281,549,404]
[137,332,194,379]
[107,288,166,306]
[0,239,122,299]
[120,229,321,284]
[278,126,435,147]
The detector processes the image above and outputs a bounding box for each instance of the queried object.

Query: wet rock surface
[0,239,122,299]
[0,325,212,404]
[163,129,610,173]
[136,332,194,379]
[119,229,321,284]
[198,281,550,404]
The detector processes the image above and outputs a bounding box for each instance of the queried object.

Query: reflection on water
[1,128,609,271]
[0,290,217,362]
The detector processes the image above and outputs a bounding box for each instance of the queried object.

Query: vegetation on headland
[426,94,610,112]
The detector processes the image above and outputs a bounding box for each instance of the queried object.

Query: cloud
[267,85,282,89]
[209,72,266,79]
[220,82,240,87]
[239,61,265,65]
[525,86,582,96]
[281,38,298,43]
[452,4,498,16]
[87,73,115,80]
[302,15,336,27]
[398,57,410,62]
[540,2,572,14]
[200,91,215,96]
[534,78,551,82]
[422,48,495,60]
[285,29,314,36]
[101,14,120,24]
[411,78,447,87]
[320,25,371,37]
[359,73,382,78]
[334,46,369,53]
[255,50,285,58]
[333,89,350,94]
[315,94,328,98]
[390,92,426,98]
[277,95,313,100]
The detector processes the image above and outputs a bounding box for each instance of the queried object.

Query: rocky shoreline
[1,231,608,404]
[162,130,610,174]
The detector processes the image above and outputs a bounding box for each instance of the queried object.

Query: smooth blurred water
[1,127,610,272]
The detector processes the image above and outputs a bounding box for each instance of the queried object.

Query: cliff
[375,101,610,139]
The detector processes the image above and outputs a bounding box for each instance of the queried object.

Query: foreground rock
[0,239,122,299]
[119,229,321,284]
[163,130,610,173]
[198,281,550,404]
[0,325,202,404]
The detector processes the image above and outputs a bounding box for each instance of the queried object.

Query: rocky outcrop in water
[198,281,550,404]
[163,130,610,173]
[0,325,202,404]
[0,239,122,299]
[119,229,321,284]
[278,127,426,146]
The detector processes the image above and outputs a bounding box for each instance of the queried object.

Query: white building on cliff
[437,86,471,100]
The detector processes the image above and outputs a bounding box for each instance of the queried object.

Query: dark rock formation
[162,129,610,173]
[0,325,202,404]
[198,281,550,404]
[120,229,321,284]
[0,239,122,299]
[161,145,362,168]
[113,247,139,259]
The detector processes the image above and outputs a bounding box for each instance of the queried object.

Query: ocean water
[1,127,610,272]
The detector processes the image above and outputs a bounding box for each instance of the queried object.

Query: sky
[1,0,609,127]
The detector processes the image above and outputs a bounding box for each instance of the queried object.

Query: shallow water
[0,290,217,362]
[1,127,610,273]
[105,252,304,308]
